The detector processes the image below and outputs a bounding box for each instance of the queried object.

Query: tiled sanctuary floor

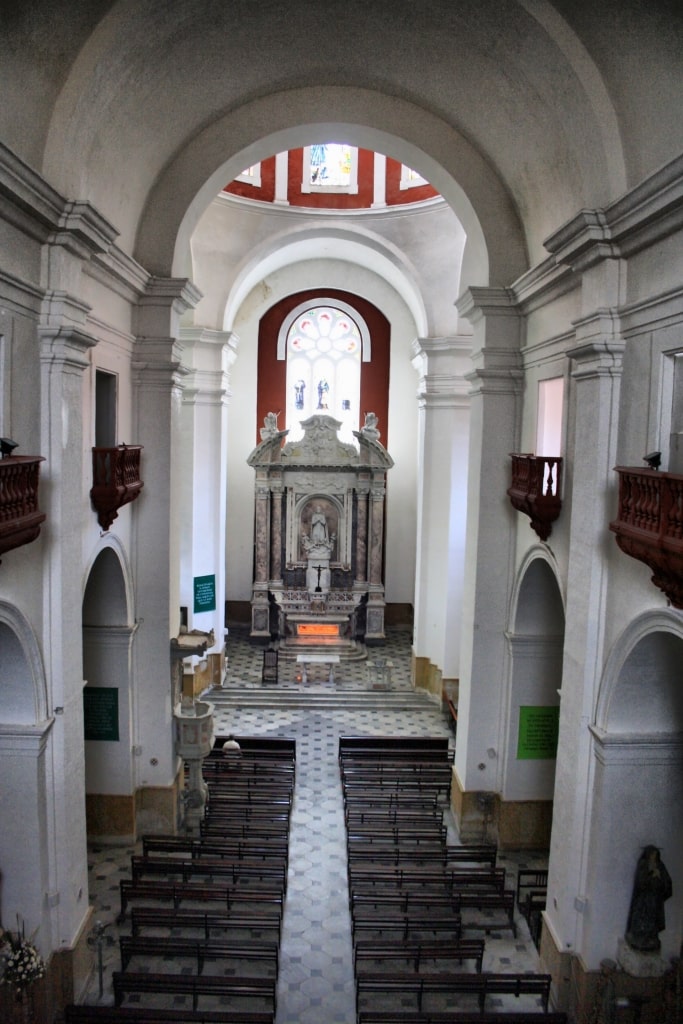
[82,625,548,1023]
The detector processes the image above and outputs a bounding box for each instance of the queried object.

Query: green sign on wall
[83,687,119,742]
[517,705,560,760]
[194,573,216,614]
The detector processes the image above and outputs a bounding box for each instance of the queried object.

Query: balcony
[0,456,46,559]
[508,454,563,541]
[91,445,144,531]
[610,467,683,608]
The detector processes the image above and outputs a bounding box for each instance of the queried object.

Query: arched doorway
[82,546,138,840]
[503,555,565,847]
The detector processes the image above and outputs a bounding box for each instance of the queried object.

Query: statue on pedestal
[625,845,672,952]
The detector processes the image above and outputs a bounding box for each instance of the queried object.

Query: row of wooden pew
[65,737,296,1024]
[339,735,564,1024]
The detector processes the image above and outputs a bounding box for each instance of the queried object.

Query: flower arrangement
[0,918,45,995]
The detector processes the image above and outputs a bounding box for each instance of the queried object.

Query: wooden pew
[66,1008,275,1024]
[129,855,287,888]
[130,906,282,941]
[112,971,277,1012]
[351,910,462,943]
[348,865,507,897]
[354,938,485,974]
[118,879,284,921]
[119,934,279,974]
[356,1014,567,1024]
[355,971,552,1014]
[338,736,453,762]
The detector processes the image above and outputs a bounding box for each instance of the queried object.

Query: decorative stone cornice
[567,337,626,382]
[39,323,98,370]
[50,199,119,260]
[0,140,64,240]
[545,153,683,272]
[456,286,519,324]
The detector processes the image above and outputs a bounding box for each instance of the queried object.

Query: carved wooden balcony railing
[508,454,563,541]
[0,456,46,559]
[91,445,144,531]
[610,466,683,608]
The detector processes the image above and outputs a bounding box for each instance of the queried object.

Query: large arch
[38,1,634,272]
[136,92,521,285]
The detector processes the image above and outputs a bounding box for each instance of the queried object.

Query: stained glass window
[285,305,363,444]
[302,144,358,193]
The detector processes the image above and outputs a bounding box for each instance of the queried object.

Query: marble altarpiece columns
[247,413,393,648]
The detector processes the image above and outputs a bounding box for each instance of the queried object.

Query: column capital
[456,286,519,324]
[39,323,97,371]
[136,277,203,337]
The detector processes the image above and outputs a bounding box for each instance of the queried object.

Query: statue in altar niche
[301,504,336,557]
[625,845,672,952]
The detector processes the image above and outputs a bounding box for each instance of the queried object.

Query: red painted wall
[256,290,391,447]
[223,150,438,209]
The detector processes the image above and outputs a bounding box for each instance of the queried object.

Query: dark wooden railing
[507,454,563,541]
[610,467,683,608]
[91,445,144,531]
[0,456,46,559]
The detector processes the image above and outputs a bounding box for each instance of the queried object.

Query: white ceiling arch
[220,223,431,337]
[136,88,526,286]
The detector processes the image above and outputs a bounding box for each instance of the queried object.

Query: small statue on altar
[311,506,329,544]
[360,410,380,441]
[260,411,279,441]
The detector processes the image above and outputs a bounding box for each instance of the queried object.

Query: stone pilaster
[132,277,201,809]
[452,289,523,819]
[543,329,625,967]
[178,327,237,651]
[411,336,472,683]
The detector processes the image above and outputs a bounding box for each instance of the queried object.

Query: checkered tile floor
[81,625,547,1023]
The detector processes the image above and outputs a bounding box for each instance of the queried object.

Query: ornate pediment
[281,415,358,466]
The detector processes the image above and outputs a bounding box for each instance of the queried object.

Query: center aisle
[207,626,545,1024]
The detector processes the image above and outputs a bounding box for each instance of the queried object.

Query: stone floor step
[206,686,438,711]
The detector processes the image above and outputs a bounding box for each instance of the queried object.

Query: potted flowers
[0,918,45,1022]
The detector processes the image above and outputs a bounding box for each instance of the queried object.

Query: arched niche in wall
[582,615,683,967]
[0,602,48,725]
[257,289,390,447]
[501,554,565,843]
[82,544,138,839]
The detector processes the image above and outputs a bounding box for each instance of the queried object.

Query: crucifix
[313,564,324,592]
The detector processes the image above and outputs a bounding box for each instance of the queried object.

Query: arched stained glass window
[285,305,364,444]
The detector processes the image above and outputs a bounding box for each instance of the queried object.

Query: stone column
[452,289,523,835]
[251,476,272,638]
[270,476,284,584]
[354,485,369,586]
[364,476,387,641]
[132,277,201,826]
[411,337,472,688]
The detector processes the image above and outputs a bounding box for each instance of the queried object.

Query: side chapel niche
[247,413,393,657]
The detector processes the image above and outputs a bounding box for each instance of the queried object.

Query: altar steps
[206,685,439,712]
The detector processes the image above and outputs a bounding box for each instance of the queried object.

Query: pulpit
[247,413,393,655]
